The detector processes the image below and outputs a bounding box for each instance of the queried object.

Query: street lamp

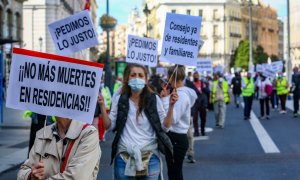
[143,3,150,37]
[287,0,291,82]
[248,0,253,70]
[100,0,117,92]
[38,37,43,52]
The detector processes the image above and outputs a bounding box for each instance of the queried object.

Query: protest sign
[160,13,202,66]
[156,67,167,76]
[196,59,212,74]
[271,61,283,73]
[263,64,276,79]
[6,48,104,124]
[48,10,98,56]
[256,64,263,72]
[126,35,158,67]
[230,67,234,74]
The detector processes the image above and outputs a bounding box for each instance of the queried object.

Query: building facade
[0,0,26,90]
[290,0,300,66]
[241,1,280,58]
[144,0,243,69]
[22,0,95,60]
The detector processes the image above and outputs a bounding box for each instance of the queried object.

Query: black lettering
[83,16,89,25]
[85,71,91,87]
[32,88,38,104]
[90,72,96,88]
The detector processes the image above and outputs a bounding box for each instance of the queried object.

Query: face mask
[218,77,223,82]
[278,75,283,78]
[193,78,199,82]
[128,78,145,92]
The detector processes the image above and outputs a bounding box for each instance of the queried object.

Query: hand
[169,88,178,106]
[97,92,105,106]
[31,161,45,180]
[160,85,170,98]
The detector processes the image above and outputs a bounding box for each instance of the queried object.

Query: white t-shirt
[108,94,167,148]
[162,86,197,134]
[255,78,271,99]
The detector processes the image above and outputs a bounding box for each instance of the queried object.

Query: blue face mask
[128,78,145,92]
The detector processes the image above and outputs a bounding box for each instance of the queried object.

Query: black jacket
[185,79,208,113]
[110,92,173,164]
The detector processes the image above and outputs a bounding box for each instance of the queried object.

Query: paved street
[2,99,300,179]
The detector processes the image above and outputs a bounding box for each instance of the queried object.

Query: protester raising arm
[97,88,178,130]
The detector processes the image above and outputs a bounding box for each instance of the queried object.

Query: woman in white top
[161,66,197,180]
[98,63,178,179]
[256,74,272,119]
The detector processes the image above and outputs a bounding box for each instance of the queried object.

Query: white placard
[126,35,158,67]
[214,65,224,74]
[156,67,167,76]
[256,64,263,72]
[48,10,98,56]
[160,13,202,66]
[263,66,276,79]
[250,65,255,73]
[196,59,212,74]
[271,61,283,73]
[6,48,103,124]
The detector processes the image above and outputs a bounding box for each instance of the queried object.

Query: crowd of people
[18,63,300,180]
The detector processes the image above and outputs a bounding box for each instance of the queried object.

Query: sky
[96,0,287,27]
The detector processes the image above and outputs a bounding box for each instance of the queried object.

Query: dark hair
[121,63,153,117]
[167,65,185,82]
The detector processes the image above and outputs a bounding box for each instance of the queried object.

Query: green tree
[234,40,250,70]
[270,54,279,62]
[254,45,268,64]
[97,51,107,64]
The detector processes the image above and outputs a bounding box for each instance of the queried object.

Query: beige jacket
[18,120,101,180]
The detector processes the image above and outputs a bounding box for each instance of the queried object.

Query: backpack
[265,84,273,96]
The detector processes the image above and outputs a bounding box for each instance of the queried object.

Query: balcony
[230,33,242,38]
[229,16,242,22]
[213,34,222,39]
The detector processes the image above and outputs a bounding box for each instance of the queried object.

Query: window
[214,40,218,53]
[171,9,176,13]
[15,13,21,40]
[7,9,13,38]
[213,9,218,20]
[186,9,191,15]
[213,25,218,35]
[198,9,203,16]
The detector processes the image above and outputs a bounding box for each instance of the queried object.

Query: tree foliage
[234,40,250,70]
[254,45,268,64]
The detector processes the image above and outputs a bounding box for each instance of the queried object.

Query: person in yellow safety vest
[23,111,56,157]
[242,72,255,120]
[113,77,123,94]
[210,72,230,129]
[275,72,289,114]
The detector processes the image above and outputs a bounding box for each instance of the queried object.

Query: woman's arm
[163,89,178,129]
[98,93,111,129]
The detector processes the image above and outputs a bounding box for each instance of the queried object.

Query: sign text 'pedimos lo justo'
[160,13,202,66]
[6,48,103,124]
[48,10,99,56]
[126,35,158,67]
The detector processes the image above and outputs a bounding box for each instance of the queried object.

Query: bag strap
[60,123,89,173]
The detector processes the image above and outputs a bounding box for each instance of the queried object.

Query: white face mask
[218,77,223,82]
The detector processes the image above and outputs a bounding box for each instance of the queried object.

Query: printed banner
[6,48,104,124]
[126,35,158,67]
[271,61,283,73]
[156,67,167,76]
[48,10,98,56]
[160,13,202,66]
[263,64,276,79]
[196,59,212,74]
[256,64,263,72]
